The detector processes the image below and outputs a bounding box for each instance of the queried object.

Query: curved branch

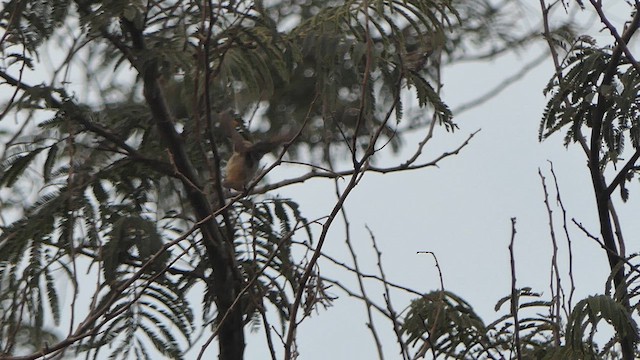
[252,130,477,195]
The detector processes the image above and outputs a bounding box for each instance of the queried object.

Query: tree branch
[120,16,245,360]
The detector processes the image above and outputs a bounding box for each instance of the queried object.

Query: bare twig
[538,168,563,346]
[508,217,522,360]
[572,219,640,277]
[282,149,365,359]
[415,251,445,359]
[340,193,384,357]
[308,243,423,297]
[539,0,564,85]
[548,161,576,315]
[590,0,640,76]
[368,227,407,360]
[254,130,478,195]
[259,308,278,360]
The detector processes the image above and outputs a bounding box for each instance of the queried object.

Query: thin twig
[548,161,576,315]
[259,307,278,360]
[339,181,384,357]
[303,243,423,297]
[538,168,563,346]
[508,217,522,360]
[572,219,640,277]
[415,251,445,359]
[368,226,407,360]
[254,130,478,195]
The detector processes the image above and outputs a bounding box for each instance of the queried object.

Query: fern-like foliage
[265,0,457,157]
[400,288,637,359]
[541,37,640,173]
[225,196,326,332]
[402,290,490,358]
[565,295,638,358]
[1,0,71,53]
[489,288,561,359]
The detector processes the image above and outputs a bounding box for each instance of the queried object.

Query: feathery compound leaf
[0,190,63,263]
[566,295,639,354]
[272,198,291,234]
[402,291,487,356]
[0,147,46,187]
[540,47,604,139]
[42,143,59,183]
[43,251,61,325]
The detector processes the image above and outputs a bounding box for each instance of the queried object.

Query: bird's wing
[219,110,251,152]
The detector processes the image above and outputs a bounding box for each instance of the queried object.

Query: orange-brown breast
[223,152,250,191]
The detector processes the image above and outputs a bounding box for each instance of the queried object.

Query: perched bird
[219,111,291,191]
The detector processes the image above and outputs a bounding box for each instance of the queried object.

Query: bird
[219,111,292,191]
